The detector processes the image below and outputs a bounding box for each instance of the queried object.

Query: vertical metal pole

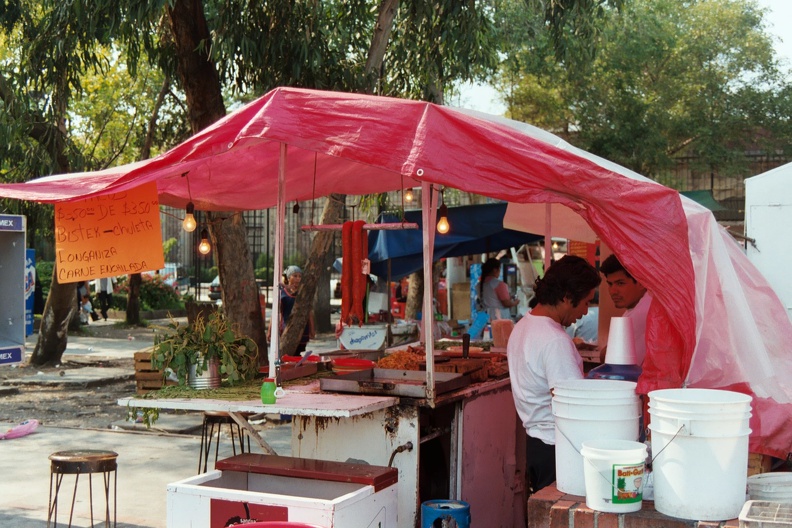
[269,143,287,384]
[544,203,552,272]
[421,182,437,404]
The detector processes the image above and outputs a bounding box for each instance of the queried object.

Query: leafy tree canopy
[496,0,792,176]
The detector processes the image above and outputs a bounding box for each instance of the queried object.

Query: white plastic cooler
[167,454,398,527]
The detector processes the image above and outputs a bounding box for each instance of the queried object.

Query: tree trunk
[280,194,346,355]
[167,0,266,356]
[211,211,267,353]
[30,266,77,366]
[365,0,400,93]
[314,247,335,333]
[125,273,142,325]
[405,270,423,320]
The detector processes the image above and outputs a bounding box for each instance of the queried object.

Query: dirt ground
[0,323,159,430]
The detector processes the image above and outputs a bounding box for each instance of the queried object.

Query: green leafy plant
[117,274,183,310]
[151,312,258,386]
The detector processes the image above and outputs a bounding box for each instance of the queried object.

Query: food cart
[5,87,792,524]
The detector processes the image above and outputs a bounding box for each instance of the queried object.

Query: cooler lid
[216,454,398,492]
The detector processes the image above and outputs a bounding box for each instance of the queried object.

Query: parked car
[208,276,222,300]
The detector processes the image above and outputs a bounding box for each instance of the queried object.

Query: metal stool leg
[68,472,80,527]
[88,472,94,527]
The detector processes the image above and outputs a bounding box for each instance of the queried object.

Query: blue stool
[421,500,470,528]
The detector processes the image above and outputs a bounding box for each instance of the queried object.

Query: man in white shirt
[507,255,601,494]
[600,254,651,365]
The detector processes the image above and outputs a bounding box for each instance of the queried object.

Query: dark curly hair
[600,254,635,281]
[533,255,601,307]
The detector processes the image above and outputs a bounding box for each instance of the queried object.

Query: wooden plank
[135,371,165,381]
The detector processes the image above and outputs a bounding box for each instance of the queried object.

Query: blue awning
[367,202,542,279]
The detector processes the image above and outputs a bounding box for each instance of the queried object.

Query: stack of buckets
[649,388,753,521]
[552,316,646,512]
[552,379,642,501]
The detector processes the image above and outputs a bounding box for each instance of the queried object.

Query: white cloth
[624,293,651,366]
[94,277,116,293]
[481,277,508,320]
[507,314,584,445]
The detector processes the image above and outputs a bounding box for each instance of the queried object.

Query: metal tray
[320,368,470,398]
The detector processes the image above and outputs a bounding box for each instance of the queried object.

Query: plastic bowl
[331,358,377,373]
[281,355,321,363]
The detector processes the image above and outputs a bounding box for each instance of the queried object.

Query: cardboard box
[451,282,471,321]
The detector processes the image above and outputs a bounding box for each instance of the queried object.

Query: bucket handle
[556,421,686,471]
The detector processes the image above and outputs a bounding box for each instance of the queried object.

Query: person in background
[480,257,519,320]
[600,254,651,365]
[507,255,601,494]
[93,276,117,321]
[270,266,315,354]
[77,280,99,323]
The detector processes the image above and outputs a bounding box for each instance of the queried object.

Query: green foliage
[496,0,792,177]
[162,236,178,260]
[35,260,54,299]
[117,274,182,311]
[151,312,258,386]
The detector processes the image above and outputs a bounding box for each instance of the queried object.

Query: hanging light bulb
[182,202,197,232]
[404,188,414,203]
[552,240,559,251]
[292,202,300,214]
[198,228,211,255]
[436,203,450,234]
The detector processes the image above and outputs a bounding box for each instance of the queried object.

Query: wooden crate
[134,351,176,394]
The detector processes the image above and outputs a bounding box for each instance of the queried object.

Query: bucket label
[612,463,644,504]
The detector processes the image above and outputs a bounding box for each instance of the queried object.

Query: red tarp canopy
[1,87,790,458]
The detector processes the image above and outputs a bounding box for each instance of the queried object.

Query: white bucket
[554,379,638,399]
[553,392,640,496]
[649,408,752,436]
[581,439,647,513]
[648,388,753,521]
[649,388,752,414]
[553,397,641,418]
[747,473,792,503]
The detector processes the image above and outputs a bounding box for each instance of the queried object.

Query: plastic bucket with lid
[747,472,792,503]
[581,439,647,513]
[649,388,752,521]
[552,380,640,496]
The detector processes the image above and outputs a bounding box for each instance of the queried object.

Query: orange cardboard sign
[54,182,164,283]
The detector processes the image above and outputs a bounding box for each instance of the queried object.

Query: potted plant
[151,312,258,389]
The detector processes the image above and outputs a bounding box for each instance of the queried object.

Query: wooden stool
[48,449,118,527]
[198,411,252,473]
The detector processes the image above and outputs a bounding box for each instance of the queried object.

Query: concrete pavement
[0,318,333,528]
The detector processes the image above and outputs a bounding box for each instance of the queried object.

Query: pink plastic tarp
[1,87,789,458]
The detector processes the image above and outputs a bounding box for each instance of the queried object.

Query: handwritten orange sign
[54,182,164,284]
